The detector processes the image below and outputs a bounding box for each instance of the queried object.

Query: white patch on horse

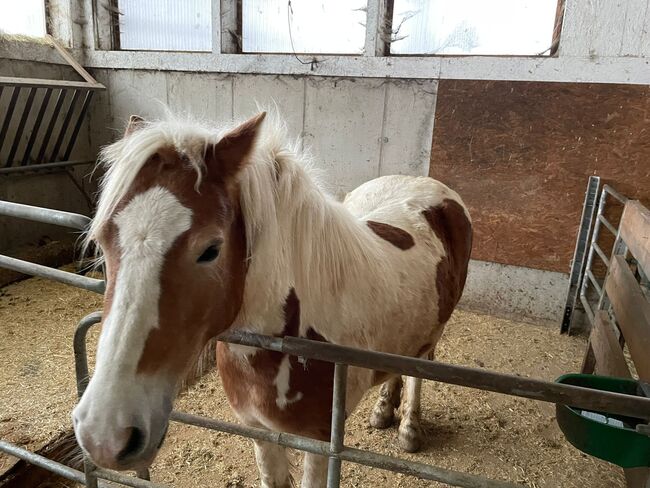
[274,355,303,409]
[73,187,192,452]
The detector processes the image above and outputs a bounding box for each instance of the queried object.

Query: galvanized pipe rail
[579,184,629,326]
[0,200,105,293]
[68,312,650,488]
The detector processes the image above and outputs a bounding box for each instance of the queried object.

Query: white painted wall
[560,0,650,58]
[88,70,437,197]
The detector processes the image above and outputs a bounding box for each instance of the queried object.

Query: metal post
[561,175,599,333]
[327,363,347,488]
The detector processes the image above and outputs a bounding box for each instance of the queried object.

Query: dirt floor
[0,272,626,487]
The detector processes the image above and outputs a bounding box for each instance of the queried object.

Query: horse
[72,111,472,487]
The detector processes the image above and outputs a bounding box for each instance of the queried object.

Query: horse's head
[72,113,265,470]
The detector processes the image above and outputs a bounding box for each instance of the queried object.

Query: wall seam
[377,82,389,177]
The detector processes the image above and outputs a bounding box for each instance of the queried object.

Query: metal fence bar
[0,199,90,230]
[0,441,168,488]
[0,86,21,159]
[603,184,628,204]
[0,440,87,484]
[592,242,610,267]
[171,411,521,488]
[223,331,650,419]
[6,86,37,166]
[586,269,603,296]
[21,87,53,165]
[597,214,617,236]
[63,91,94,161]
[561,175,600,333]
[0,255,105,293]
[36,89,67,163]
[49,89,82,161]
[579,293,595,324]
[64,298,650,488]
[579,185,607,325]
[327,363,347,488]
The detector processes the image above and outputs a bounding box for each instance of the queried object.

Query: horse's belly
[217,342,334,441]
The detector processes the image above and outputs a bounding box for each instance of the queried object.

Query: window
[242,0,367,54]
[390,0,558,55]
[118,0,211,51]
[0,0,46,38]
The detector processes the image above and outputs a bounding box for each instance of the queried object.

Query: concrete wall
[0,58,96,251]
[459,260,569,327]
[87,69,437,198]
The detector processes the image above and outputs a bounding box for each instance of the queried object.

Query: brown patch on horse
[366,221,415,250]
[422,199,472,324]
[218,290,335,441]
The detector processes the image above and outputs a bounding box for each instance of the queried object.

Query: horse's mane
[85,111,381,302]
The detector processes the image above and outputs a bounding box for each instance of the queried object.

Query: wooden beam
[620,200,650,275]
[625,467,650,488]
[590,311,631,378]
[605,255,650,381]
[47,35,100,86]
[0,76,105,91]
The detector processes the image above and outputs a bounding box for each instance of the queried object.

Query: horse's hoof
[398,423,421,452]
[369,408,395,429]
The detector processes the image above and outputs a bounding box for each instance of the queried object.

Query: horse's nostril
[116,427,146,462]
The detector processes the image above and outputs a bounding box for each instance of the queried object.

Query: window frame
[99,0,563,58]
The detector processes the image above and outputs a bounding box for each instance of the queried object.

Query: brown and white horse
[72,112,472,487]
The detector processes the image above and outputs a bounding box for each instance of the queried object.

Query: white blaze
[73,186,192,452]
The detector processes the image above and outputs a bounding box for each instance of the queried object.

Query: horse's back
[345,175,472,325]
[344,175,469,223]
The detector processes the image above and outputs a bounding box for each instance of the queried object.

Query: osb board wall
[429,80,650,273]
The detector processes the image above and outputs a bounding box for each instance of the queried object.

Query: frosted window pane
[0,0,46,37]
[243,0,367,54]
[119,0,211,51]
[391,0,558,55]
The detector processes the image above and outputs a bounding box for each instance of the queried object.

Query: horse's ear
[206,112,266,181]
[124,115,145,137]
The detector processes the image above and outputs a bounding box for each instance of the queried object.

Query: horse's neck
[234,156,383,337]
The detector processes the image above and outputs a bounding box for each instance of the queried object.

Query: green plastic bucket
[555,374,650,468]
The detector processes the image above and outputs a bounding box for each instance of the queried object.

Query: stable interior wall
[0,58,96,252]
[86,69,438,200]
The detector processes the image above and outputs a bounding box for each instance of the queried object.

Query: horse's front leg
[253,440,293,488]
[301,452,328,488]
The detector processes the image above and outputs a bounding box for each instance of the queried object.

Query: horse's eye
[197,244,220,263]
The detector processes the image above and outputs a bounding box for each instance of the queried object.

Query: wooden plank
[47,35,102,86]
[0,76,104,91]
[605,255,650,381]
[590,311,631,378]
[620,200,650,275]
[625,467,650,488]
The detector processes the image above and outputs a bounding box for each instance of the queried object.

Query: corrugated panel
[118,0,212,51]
[391,0,557,55]
[242,0,367,54]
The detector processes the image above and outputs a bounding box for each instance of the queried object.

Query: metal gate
[1,200,649,488]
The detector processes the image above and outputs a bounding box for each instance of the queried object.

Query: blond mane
[85,112,384,307]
